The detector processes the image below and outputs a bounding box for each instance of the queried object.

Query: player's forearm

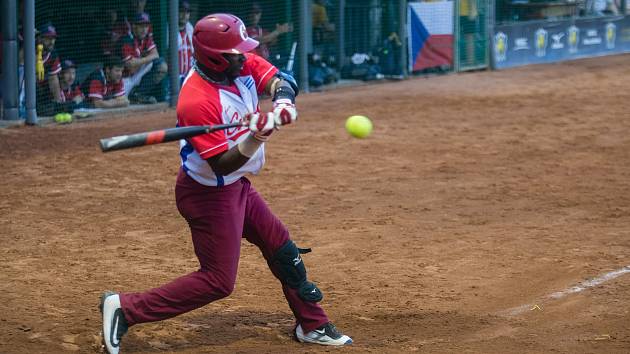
[125,55,153,72]
[93,97,129,108]
[206,146,252,176]
[206,135,264,175]
[48,75,62,102]
[145,49,159,61]
[259,31,280,44]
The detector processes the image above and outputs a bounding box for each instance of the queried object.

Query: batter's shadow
[119,310,299,352]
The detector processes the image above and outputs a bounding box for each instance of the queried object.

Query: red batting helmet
[192,13,259,72]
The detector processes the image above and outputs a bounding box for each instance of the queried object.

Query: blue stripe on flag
[410,8,430,65]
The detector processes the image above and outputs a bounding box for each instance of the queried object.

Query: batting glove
[271,99,298,128]
[244,112,275,142]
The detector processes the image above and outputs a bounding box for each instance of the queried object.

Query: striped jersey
[176,53,278,187]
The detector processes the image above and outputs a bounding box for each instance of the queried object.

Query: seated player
[59,59,85,111]
[177,1,194,86]
[35,23,63,116]
[118,12,168,104]
[81,56,129,109]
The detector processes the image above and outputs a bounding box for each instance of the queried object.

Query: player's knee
[200,270,236,299]
[213,275,236,298]
[214,282,235,299]
[269,240,323,302]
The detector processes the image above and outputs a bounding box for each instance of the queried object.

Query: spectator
[119,12,168,104]
[312,0,335,48]
[586,0,620,15]
[459,0,479,66]
[177,0,194,85]
[246,2,293,61]
[35,23,63,116]
[58,59,86,112]
[99,5,129,56]
[122,0,152,36]
[81,56,129,109]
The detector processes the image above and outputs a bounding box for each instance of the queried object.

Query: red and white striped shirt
[178,29,193,77]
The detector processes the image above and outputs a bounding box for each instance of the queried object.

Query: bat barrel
[99,123,244,153]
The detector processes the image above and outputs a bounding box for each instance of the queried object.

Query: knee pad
[270,240,323,302]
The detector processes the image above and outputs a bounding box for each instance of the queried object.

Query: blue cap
[132,12,151,24]
[38,23,57,37]
[61,59,76,70]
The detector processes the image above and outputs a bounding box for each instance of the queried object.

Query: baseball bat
[286,41,297,74]
[99,122,244,152]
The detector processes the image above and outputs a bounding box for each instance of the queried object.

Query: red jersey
[38,49,61,86]
[82,69,125,103]
[176,53,278,187]
[178,26,193,77]
[101,21,130,55]
[60,83,84,102]
[119,33,157,76]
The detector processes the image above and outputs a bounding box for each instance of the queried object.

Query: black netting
[4,1,410,119]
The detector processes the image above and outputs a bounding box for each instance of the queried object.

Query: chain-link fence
[8,1,629,121]
[456,0,489,71]
[1,0,410,121]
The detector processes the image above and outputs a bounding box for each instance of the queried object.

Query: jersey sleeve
[88,80,105,100]
[120,37,136,62]
[72,85,84,99]
[48,52,62,75]
[112,81,125,97]
[244,53,278,95]
[143,36,157,53]
[177,96,227,159]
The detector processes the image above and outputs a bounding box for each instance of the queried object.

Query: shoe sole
[99,291,118,354]
[295,327,353,346]
[297,335,353,346]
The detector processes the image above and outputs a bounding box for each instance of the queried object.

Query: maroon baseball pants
[119,170,329,333]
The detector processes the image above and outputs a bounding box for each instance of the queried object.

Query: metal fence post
[454,0,461,72]
[24,0,37,124]
[299,0,310,93]
[399,0,408,78]
[168,0,179,107]
[487,0,495,69]
[336,0,346,70]
[1,0,19,121]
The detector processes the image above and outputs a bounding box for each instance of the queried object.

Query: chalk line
[502,265,630,316]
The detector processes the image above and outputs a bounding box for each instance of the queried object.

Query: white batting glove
[271,99,298,128]
[244,112,275,142]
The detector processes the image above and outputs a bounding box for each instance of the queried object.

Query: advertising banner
[492,16,630,69]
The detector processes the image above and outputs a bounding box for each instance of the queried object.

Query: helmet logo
[239,23,248,41]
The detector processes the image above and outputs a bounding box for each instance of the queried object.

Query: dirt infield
[2,54,630,353]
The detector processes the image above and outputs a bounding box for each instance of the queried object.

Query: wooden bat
[99,122,245,152]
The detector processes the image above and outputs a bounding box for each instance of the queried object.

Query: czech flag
[408,1,453,71]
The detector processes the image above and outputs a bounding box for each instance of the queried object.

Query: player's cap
[38,23,57,38]
[132,12,151,24]
[61,59,76,70]
[180,1,190,12]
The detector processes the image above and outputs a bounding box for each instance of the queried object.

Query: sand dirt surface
[1,54,630,353]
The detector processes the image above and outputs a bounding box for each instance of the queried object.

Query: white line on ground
[502,265,630,316]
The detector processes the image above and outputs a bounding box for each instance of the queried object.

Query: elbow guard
[273,71,299,102]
